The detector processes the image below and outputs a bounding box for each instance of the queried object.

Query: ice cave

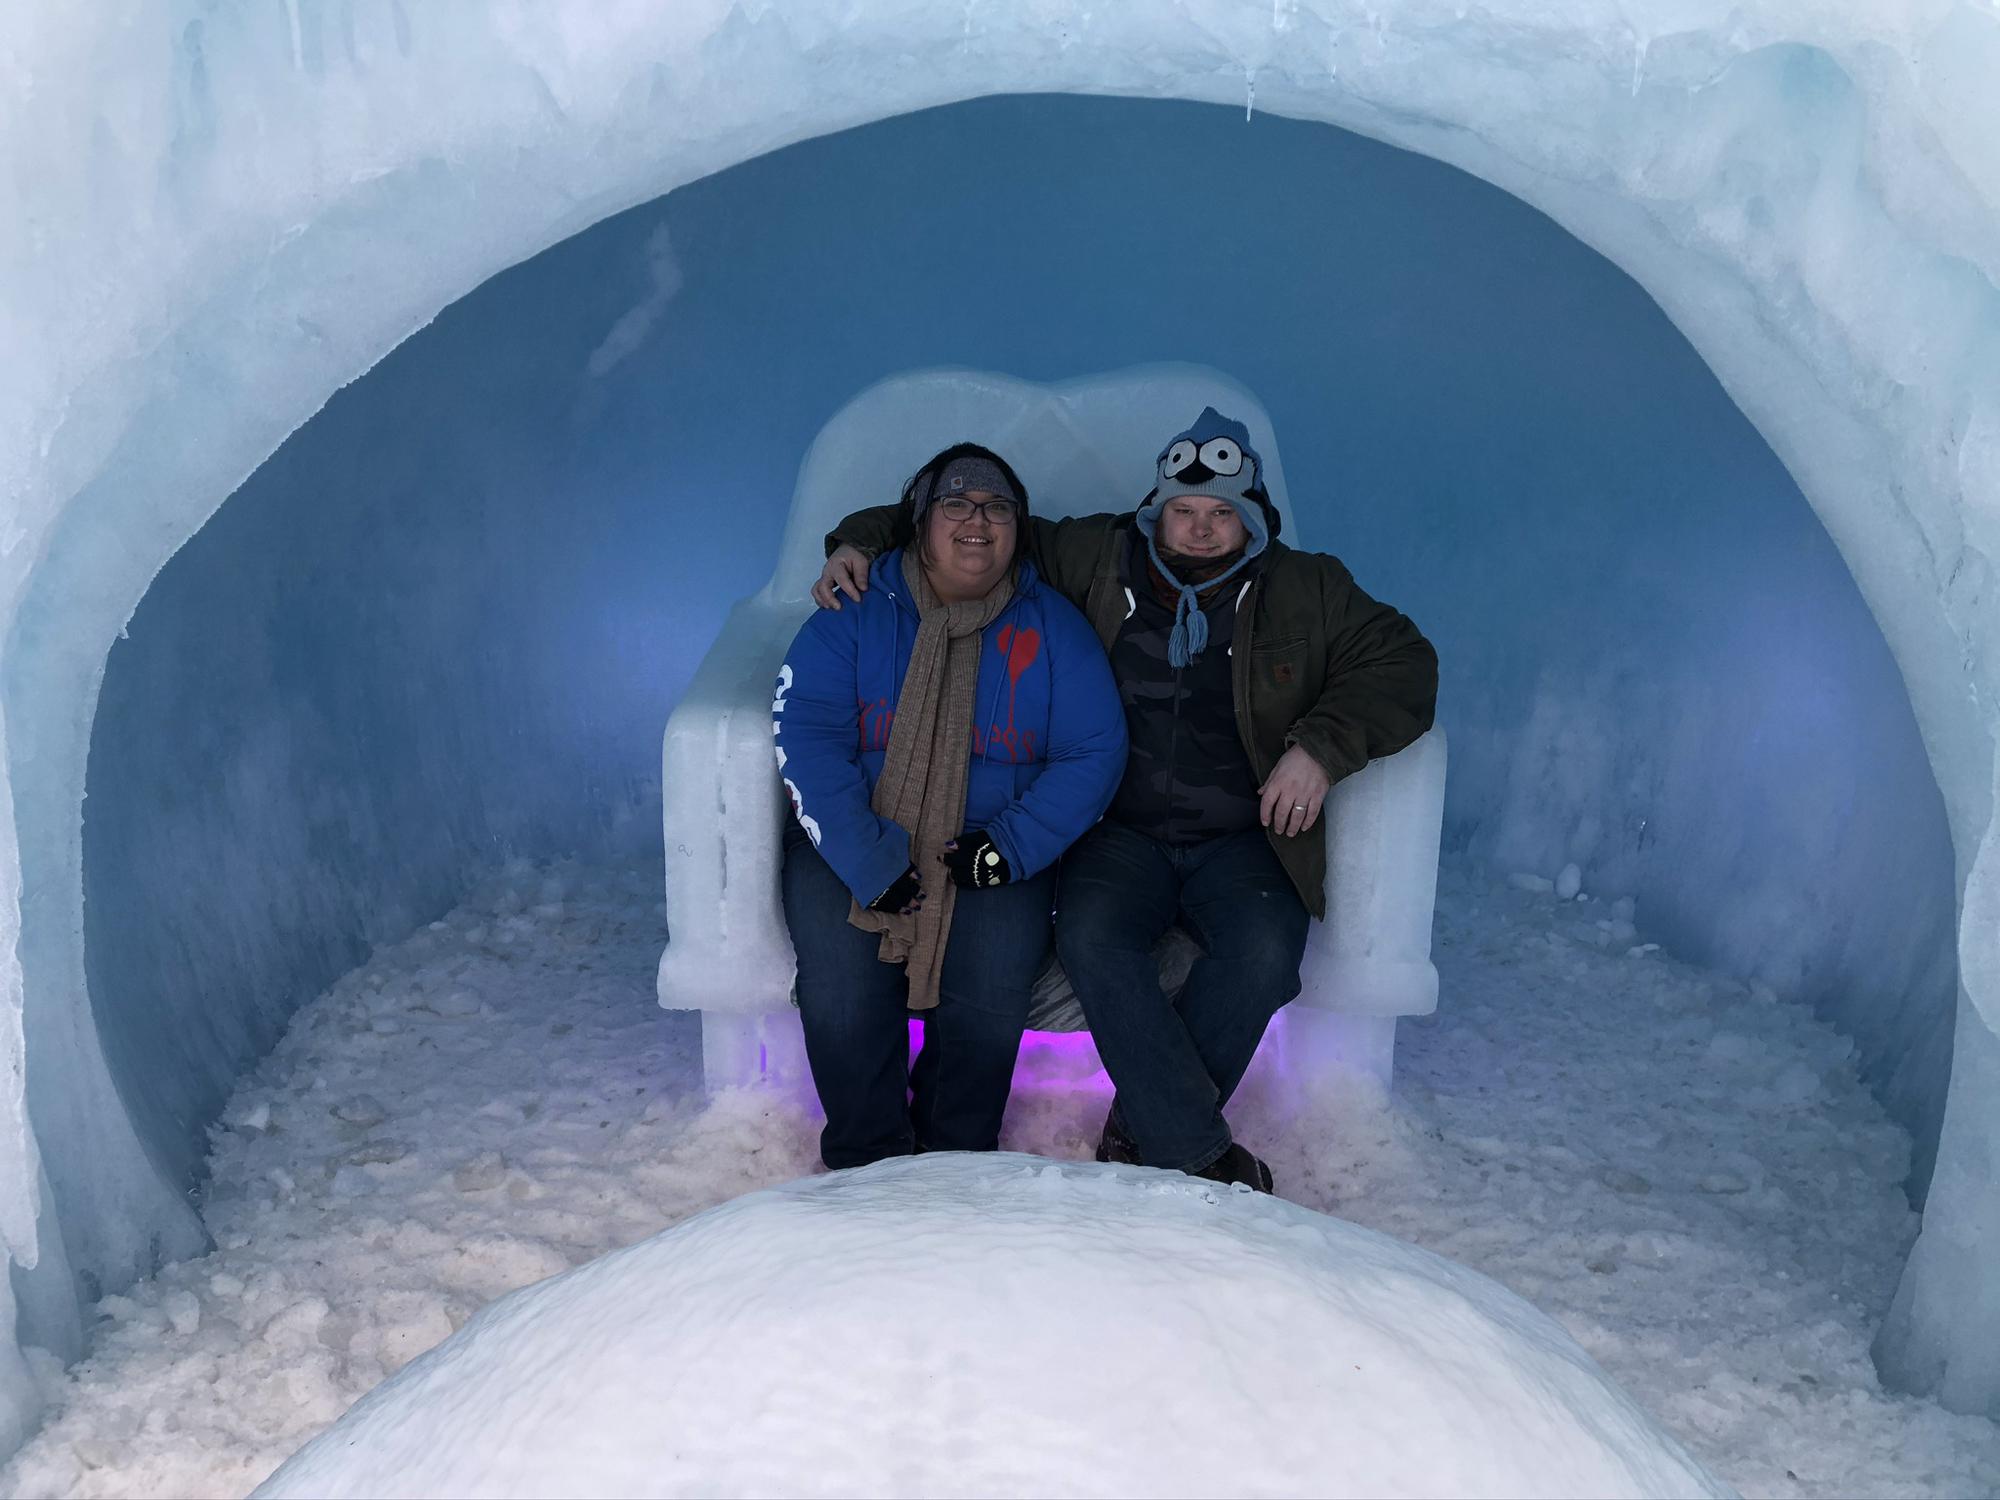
[1,2,1998,1492]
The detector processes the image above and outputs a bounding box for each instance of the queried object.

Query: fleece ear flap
[1244,483,1281,540]
[1132,485,1166,543]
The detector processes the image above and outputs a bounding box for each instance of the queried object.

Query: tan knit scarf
[847,556,1015,1010]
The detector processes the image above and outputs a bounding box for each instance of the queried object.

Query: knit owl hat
[1134,407,1270,667]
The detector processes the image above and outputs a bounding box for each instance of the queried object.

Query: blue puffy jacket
[774,548,1128,906]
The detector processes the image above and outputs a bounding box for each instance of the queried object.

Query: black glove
[867,865,925,915]
[942,831,1013,890]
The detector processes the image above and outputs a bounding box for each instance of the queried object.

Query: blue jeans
[1055,821,1310,1171]
[782,828,1055,1170]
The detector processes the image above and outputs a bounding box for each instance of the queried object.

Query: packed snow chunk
[330,1095,388,1128]
[224,1098,273,1134]
[256,1154,1727,1500]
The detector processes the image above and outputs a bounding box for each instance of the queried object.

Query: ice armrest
[657,597,807,1014]
[1296,727,1447,1018]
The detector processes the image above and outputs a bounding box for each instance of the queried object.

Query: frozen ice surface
[5,862,1998,1499]
[257,1151,1726,1500]
[2,0,1999,1445]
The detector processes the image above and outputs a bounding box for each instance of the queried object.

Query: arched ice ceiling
[0,0,1994,1423]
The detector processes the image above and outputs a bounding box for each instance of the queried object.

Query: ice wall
[78,314,668,1191]
[3,0,1997,1437]
[78,95,1957,1216]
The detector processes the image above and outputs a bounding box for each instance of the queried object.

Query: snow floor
[6,859,1999,1499]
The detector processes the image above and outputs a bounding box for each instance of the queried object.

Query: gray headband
[928,455,1019,507]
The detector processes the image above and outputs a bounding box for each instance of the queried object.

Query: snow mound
[255,1153,1728,1500]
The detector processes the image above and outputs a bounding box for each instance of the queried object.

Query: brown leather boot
[1094,1114,1143,1166]
[1189,1141,1274,1194]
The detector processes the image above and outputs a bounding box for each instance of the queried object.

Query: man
[814,408,1437,1191]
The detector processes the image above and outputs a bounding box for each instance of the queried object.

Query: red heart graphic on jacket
[993,623,1041,730]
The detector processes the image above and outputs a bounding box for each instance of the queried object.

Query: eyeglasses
[936,497,1019,524]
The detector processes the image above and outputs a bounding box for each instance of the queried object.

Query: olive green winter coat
[825,508,1438,918]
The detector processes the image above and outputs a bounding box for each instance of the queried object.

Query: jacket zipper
[1232,576,1269,781]
[1167,657,1185,842]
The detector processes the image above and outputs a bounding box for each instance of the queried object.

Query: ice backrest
[758,364,1299,604]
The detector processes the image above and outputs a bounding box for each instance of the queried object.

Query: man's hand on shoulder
[813,545,873,611]
[1259,744,1333,838]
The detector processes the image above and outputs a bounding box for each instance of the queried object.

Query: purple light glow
[1017,1028,1106,1063]
[903,1018,1115,1094]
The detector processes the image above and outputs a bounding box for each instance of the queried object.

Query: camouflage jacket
[825,508,1438,918]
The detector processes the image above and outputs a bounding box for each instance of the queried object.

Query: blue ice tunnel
[45,94,1956,1350]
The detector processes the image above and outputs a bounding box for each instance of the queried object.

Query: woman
[773,443,1127,1169]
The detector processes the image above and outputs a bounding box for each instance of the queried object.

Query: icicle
[1245,67,1256,122]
